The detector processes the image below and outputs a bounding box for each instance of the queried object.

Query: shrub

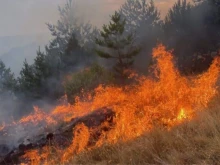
[64,63,114,104]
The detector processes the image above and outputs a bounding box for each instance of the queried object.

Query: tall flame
[15,44,220,164]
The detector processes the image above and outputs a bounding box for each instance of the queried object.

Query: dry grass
[69,99,220,165]
[20,98,220,165]
[19,45,220,165]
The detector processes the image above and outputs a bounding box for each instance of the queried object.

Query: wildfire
[19,106,57,125]
[177,108,187,121]
[3,44,220,164]
[0,123,5,131]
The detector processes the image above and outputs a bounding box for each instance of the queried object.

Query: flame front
[8,44,220,164]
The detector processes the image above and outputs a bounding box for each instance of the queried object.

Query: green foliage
[0,60,17,93]
[194,0,220,24]
[12,0,220,103]
[18,48,51,98]
[18,0,97,100]
[34,48,51,82]
[64,64,114,104]
[120,0,162,34]
[62,33,93,71]
[164,0,192,33]
[46,0,98,53]
[95,11,141,79]
[18,59,36,96]
[163,0,220,74]
[119,0,162,73]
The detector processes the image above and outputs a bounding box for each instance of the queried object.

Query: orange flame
[19,106,57,125]
[22,149,41,165]
[177,108,187,121]
[0,123,5,131]
[19,44,220,163]
[62,123,90,162]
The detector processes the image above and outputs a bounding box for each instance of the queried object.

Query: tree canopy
[95,11,140,79]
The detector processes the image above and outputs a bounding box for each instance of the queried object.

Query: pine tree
[120,0,161,36]
[35,48,49,78]
[18,59,36,97]
[22,0,98,100]
[33,48,51,97]
[45,0,97,61]
[194,0,220,24]
[163,0,218,74]
[40,0,98,80]
[63,33,91,71]
[164,0,192,35]
[0,60,17,94]
[119,0,162,73]
[95,11,140,79]
[0,61,17,118]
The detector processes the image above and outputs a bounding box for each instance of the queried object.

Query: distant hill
[0,34,49,77]
[1,42,40,77]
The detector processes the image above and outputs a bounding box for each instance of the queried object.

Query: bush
[64,63,114,104]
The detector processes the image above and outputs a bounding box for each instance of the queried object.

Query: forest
[0,0,220,119]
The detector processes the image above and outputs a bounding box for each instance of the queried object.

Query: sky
[0,0,189,37]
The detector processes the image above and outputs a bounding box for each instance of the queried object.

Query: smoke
[0,0,180,36]
[71,0,188,27]
[0,94,60,155]
[0,0,214,113]
[1,0,219,158]
[155,0,193,18]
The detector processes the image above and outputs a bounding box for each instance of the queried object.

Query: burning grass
[72,99,220,164]
[57,44,220,164]
[2,44,220,164]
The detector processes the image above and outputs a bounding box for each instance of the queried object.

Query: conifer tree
[164,0,192,35]
[32,48,51,97]
[119,0,162,73]
[120,0,161,36]
[18,59,36,97]
[163,0,218,74]
[95,11,140,79]
[0,60,17,94]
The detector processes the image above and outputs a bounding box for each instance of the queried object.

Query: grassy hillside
[5,45,220,165]
[72,97,220,164]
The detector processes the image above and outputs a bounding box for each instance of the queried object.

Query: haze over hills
[0,0,178,77]
[0,34,48,76]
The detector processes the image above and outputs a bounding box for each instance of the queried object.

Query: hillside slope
[72,99,220,164]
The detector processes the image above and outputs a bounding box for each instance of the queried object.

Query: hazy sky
[0,0,188,37]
